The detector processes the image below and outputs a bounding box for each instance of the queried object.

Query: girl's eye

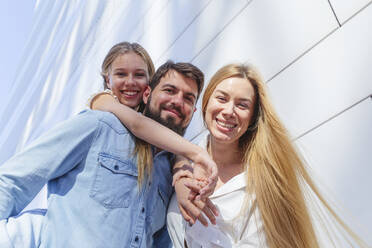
[135,73,145,77]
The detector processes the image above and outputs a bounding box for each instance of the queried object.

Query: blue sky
[0,1,35,107]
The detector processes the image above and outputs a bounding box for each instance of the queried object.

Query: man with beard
[0,61,204,248]
[142,61,201,136]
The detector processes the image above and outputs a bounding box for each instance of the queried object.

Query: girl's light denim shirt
[0,110,173,248]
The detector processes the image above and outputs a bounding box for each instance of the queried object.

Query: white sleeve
[166,192,187,248]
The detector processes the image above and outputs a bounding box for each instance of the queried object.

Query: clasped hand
[173,162,219,227]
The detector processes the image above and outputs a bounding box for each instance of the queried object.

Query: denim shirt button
[114,165,119,170]
[135,236,139,242]
[141,207,145,213]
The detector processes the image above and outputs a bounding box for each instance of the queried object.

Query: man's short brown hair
[150,60,204,100]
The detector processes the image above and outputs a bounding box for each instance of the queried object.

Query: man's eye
[185,97,194,104]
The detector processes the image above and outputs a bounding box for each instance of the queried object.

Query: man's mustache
[161,103,185,120]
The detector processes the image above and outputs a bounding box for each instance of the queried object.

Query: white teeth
[122,91,138,96]
[216,120,236,129]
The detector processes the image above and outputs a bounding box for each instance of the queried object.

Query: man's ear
[143,86,151,104]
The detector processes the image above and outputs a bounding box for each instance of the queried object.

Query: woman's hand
[190,149,218,200]
[173,152,218,201]
[174,177,218,227]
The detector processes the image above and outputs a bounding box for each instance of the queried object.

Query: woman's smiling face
[205,77,256,146]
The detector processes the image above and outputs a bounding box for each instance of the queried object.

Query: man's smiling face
[143,70,198,135]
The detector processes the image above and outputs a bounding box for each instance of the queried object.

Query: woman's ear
[143,86,151,104]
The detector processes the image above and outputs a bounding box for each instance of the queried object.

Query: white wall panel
[268,4,372,138]
[295,98,372,243]
[181,0,338,139]
[165,0,337,80]
[329,0,371,24]
[153,0,250,66]
[113,0,169,42]
[137,0,212,65]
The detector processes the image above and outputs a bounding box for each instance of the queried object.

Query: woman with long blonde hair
[167,63,368,247]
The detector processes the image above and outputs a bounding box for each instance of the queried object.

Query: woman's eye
[238,103,249,109]
[216,96,226,102]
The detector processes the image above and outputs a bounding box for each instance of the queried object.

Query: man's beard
[144,96,187,136]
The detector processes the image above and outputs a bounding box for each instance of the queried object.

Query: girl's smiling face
[106,52,149,108]
[205,77,256,146]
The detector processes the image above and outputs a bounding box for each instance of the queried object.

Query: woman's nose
[222,102,234,116]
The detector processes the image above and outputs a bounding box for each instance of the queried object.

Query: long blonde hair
[202,63,367,247]
[101,42,155,186]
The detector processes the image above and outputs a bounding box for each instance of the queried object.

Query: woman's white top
[167,134,265,248]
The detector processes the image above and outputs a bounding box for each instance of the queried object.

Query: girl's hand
[90,91,119,112]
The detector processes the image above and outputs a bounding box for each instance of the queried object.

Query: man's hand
[174,177,218,227]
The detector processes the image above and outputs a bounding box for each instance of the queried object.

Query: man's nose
[170,92,184,107]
